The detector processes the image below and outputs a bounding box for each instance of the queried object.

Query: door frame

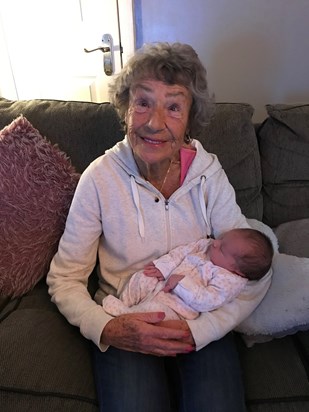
[118,0,136,63]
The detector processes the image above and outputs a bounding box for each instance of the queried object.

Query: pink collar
[180,146,196,185]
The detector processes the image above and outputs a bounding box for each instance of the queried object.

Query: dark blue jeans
[91,332,246,412]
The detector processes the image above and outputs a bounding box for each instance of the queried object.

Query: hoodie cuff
[80,305,114,352]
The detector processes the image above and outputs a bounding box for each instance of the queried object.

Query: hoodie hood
[105,137,222,239]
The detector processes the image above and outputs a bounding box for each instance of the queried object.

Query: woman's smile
[141,136,166,145]
[138,134,174,146]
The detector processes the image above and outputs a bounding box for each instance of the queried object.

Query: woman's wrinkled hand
[100,312,195,356]
[157,318,196,348]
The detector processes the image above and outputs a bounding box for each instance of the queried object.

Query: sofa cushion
[0,97,125,173]
[237,334,309,410]
[274,218,309,258]
[0,116,79,298]
[0,307,98,412]
[258,104,309,227]
[200,103,263,220]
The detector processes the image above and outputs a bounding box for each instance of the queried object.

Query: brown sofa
[0,97,308,411]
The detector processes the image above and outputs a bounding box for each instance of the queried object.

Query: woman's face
[126,79,192,165]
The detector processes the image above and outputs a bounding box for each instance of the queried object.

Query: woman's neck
[134,155,181,196]
[135,157,168,181]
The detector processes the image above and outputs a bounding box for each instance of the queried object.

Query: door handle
[84,46,110,53]
[84,34,114,76]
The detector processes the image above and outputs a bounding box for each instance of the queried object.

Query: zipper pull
[165,200,169,210]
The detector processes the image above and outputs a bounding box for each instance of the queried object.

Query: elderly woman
[47,42,271,412]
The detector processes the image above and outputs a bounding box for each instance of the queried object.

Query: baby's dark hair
[234,229,274,280]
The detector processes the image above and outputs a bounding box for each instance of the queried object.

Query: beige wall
[134,0,309,121]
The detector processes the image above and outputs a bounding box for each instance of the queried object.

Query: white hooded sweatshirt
[47,137,272,351]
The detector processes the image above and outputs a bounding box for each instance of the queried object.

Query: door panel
[0,0,130,102]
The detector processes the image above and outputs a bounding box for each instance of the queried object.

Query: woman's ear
[184,131,192,144]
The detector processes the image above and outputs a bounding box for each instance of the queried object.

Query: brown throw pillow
[0,116,80,298]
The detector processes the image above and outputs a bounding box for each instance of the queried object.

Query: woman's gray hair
[109,42,214,138]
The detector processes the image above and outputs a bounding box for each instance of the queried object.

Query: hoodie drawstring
[199,175,211,237]
[130,175,145,239]
[130,174,210,239]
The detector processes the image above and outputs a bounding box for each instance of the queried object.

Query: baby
[102,228,274,320]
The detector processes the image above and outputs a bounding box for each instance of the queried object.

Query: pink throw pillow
[0,116,80,298]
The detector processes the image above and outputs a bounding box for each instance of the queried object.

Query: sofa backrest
[0,98,263,222]
[257,104,309,227]
[0,98,124,173]
[200,103,263,221]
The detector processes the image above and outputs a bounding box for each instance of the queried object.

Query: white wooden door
[0,0,134,102]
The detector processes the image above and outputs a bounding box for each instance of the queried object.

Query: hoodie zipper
[164,199,172,250]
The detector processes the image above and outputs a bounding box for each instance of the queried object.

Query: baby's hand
[143,262,164,280]
[163,274,185,293]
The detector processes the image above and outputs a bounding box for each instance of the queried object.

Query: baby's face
[208,230,251,275]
